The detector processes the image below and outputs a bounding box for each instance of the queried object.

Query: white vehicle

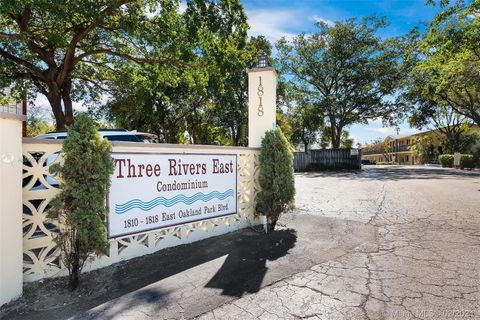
[28,129,156,192]
[34,129,156,143]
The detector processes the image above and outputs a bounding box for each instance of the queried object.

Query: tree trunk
[328,116,342,149]
[62,79,74,128]
[69,238,81,290]
[47,92,66,131]
[232,127,239,146]
[69,262,80,290]
[46,80,75,131]
[330,126,336,148]
[302,131,308,152]
[268,216,278,231]
[331,126,342,148]
[334,136,342,149]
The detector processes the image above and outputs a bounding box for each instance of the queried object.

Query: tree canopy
[402,0,480,127]
[276,17,403,148]
[0,0,242,131]
[103,2,269,146]
[284,84,323,151]
[409,104,478,154]
[3,0,479,152]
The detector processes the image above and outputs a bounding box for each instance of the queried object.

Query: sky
[33,0,442,145]
[243,0,443,145]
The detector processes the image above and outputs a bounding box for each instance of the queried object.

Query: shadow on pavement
[298,166,480,181]
[205,229,297,297]
[1,228,297,320]
[2,214,376,320]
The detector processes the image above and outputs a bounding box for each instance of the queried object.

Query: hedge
[438,154,454,168]
[438,154,476,169]
[460,154,476,169]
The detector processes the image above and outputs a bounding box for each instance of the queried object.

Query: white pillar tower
[248,53,277,148]
[0,109,24,306]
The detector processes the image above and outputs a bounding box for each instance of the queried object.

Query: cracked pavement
[198,166,480,320]
[2,166,479,320]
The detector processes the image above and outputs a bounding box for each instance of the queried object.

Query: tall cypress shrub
[257,128,295,230]
[49,114,114,289]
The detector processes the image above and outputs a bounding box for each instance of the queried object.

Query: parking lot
[200,166,480,319]
[2,165,479,320]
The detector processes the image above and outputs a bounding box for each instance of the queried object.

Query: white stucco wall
[0,114,23,306]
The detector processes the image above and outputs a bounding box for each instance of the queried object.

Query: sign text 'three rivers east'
[108,152,237,238]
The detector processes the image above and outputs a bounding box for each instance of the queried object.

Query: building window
[406,155,409,162]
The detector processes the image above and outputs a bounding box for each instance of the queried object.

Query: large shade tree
[409,104,478,154]
[276,17,403,148]
[101,3,207,143]
[403,0,480,127]
[0,0,202,130]
[184,2,268,146]
[104,1,268,146]
[205,36,271,146]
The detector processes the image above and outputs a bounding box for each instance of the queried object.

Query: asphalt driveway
[2,165,479,320]
[199,166,480,320]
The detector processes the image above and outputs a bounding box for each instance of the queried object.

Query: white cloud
[178,1,187,14]
[99,94,110,105]
[349,133,359,144]
[146,1,186,18]
[365,127,393,134]
[365,127,420,136]
[367,117,384,125]
[246,8,299,42]
[467,11,480,19]
[397,128,421,135]
[73,101,88,112]
[309,15,334,26]
[33,93,50,109]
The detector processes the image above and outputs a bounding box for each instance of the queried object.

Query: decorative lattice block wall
[22,140,261,282]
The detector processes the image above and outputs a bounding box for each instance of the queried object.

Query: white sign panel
[454,152,461,167]
[108,152,237,238]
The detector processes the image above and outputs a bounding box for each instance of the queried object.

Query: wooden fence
[293,149,362,172]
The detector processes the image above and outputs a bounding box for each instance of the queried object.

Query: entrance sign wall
[108,153,237,238]
[1,61,276,306]
[22,141,260,282]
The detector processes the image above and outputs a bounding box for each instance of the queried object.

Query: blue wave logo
[115,189,234,214]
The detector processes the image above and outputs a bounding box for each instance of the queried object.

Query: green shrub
[438,154,454,167]
[257,128,295,230]
[49,114,114,289]
[460,154,475,169]
[438,154,476,169]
